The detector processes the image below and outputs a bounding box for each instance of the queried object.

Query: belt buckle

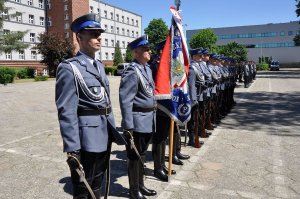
[105,107,110,116]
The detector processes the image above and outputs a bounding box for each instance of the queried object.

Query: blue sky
[102,0,299,32]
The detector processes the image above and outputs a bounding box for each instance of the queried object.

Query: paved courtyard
[0,69,300,199]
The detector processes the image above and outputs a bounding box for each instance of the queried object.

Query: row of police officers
[55,14,254,199]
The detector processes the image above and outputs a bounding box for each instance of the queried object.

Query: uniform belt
[78,107,111,116]
[132,106,156,112]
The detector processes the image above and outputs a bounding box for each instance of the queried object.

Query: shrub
[256,63,269,71]
[34,75,49,81]
[16,68,35,79]
[104,66,117,76]
[0,67,16,85]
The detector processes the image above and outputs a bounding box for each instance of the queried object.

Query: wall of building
[187,21,300,64]
[0,0,46,72]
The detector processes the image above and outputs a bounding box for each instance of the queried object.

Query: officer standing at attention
[55,13,125,199]
[119,35,157,199]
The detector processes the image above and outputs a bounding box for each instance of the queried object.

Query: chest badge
[93,87,98,94]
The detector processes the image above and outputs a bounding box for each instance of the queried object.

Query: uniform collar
[79,51,96,65]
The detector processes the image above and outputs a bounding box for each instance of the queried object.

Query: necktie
[93,60,100,74]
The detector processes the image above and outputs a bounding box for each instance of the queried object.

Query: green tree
[294,0,300,45]
[144,18,168,54]
[218,42,247,62]
[113,42,123,66]
[0,0,29,53]
[124,47,133,63]
[35,33,74,77]
[189,29,217,51]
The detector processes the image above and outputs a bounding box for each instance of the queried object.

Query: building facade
[0,0,47,75]
[187,21,300,64]
[47,0,142,66]
[0,0,142,74]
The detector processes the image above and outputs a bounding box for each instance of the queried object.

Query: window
[111,53,114,59]
[122,28,125,35]
[116,14,119,21]
[3,29,10,35]
[38,0,43,8]
[127,29,129,36]
[31,51,37,59]
[64,23,69,29]
[131,31,134,37]
[43,69,48,76]
[16,12,22,22]
[30,33,35,42]
[34,69,37,76]
[64,5,68,11]
[105,39,108,46]
[127,17,129,24]
[29,14,34,24]
[104,24,107,31]
[15,0,21,2]
[122,16,124,22]
[136,31,138,37]
[5,52,12,60]
[64,14,69,20]
[47,0,51,9]
[97,8,100,14]
[64,32,69,38]
[110,26,114,33]
[105,52,109,60]
[19,50,25,60]
[2,9,9,20]
[90,6,93,13]
[111,40,114,47]
[48,17,52,26]
[280,31,285,36]
[110,12,113,20]
[288,31,293,36]
[122,41,125,48]
[132,19,134,25]
[116,27,119,34]
[28,0,33,6]
[104,10,107,18]
[40,17,44,26]
[136,20,138,27]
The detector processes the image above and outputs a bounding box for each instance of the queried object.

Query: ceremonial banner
[155,6,191,125]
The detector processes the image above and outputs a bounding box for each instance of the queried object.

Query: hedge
[256,63,269,71]
[0,67,16,85]
[16,68,35,79]
[104,66,117,76]
[34,75,49,81]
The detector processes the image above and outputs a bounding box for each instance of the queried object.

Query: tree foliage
[124,47,133,63]
[0,0,29,53]
[294,0,300,45]
[35,33,74,77]
[296,0,300,18]
[218,42,247,62]
[113,42,123,66]
[293,34,300,46]
[189,29,217,51]
[144,18,168,54]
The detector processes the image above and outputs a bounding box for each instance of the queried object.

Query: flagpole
[168,0,181,177]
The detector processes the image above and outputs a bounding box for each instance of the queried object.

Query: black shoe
[172,156,184,165]
[162,165,176,175]
[154,169,168,182]
[129,191,146,199]
[140,185,157,196]
[176,152,190,160]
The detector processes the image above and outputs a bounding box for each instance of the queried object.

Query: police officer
[55,13,125,199]
[187,48,206,146]
[150,40,176,182]
[119,35,157,199]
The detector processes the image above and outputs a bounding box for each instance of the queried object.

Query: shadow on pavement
[258,68,300,79]
[59,177,73,196]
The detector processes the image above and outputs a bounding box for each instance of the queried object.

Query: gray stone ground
[0,68,300,199]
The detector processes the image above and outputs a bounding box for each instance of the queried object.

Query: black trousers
[71,150,108,199]
[152,113,170,145]
[126,132,153,160]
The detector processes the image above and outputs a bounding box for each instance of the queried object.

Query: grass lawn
[14,78,56,83]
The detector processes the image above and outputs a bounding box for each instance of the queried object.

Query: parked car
[116,63,129,75]
[270,61,280,71]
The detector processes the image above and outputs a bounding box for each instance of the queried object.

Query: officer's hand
[66,150,81,171]
[123,129,133,142]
